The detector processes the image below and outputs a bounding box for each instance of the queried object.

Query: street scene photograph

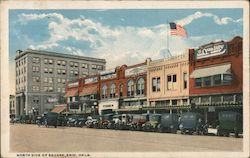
[2,1,249,158]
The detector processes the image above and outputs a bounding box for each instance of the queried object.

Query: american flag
[169,22,187,37]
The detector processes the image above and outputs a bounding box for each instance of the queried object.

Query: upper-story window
[195,74,232,88]
[92,64,97,69]
[32,57,40,63]
[74,63,78,67]
[119,84,123,97]
[183,73,188,89]
[82,63,88,69]
[44,59,48,64]
[102,84,107,99]
[152,77,160,92]
[110,83,116,98]
[137,78,145,95]
[62,60,66,66]
[70,62,74,67]
[49,59,53,64]
[97,65,103,70]
[127,80,134,96]
[32,66,39,72]
[57,60,61,65]
[167,74,177,90]
[49,68,53,74]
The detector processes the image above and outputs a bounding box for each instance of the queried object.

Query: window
[33,66,39,72]
[213,75,221,85]
[70,62,74,67]
[32,76,40,82]
[57,69,61,74]
[44,68,48,73]
[82,63,88,68]
[137,78,145,95]
[32,86,39,92]
[222,74,232,85]
[92,64,97,69]
[119,84,123,97]
[57,87,61,92]
[62,61,66,66]
[74,63,78,67]
[97,65,103,70]
[49,68,53,74]
[32,57,40,63]
[183,73,187,89]
[49,59,53,64]
[110,83,116,98]
[48,78,53,83]
[62,69,66,75]
[102,84,107,98]
[70,70,74,76]
[44,77,48,83]
[167,74,177,90]
[127,80,135,96]
[62,88,65,93]
[57,78,61,83]
[57,60,61,65]
[152,77,160,92]
[48,86,53,92]
[62,79,66,84]
[204,76,212,87]
[44,59,48,64]
[195,78,202,87]
[74,71,78,76]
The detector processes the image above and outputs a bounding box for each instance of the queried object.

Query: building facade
[189,36,243,125]
[9,95,16,116]
[146,53,189,113]
[15,49,106,115]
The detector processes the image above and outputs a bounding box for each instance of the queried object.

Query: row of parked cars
[12,111,243,137]
[85,111,243,137]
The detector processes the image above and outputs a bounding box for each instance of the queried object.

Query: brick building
[189,36,243,125]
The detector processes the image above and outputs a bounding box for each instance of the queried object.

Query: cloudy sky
[9,9,243,94]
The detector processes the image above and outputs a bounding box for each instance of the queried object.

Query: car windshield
[149,115,160,121]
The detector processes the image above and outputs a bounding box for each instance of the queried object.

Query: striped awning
[190,64,231,78]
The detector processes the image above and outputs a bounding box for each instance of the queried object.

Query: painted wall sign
[125,65,146,77]
[196,41,227,59]
[85,77,98,84]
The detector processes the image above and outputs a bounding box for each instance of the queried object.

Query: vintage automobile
[119,114,133,130]
[217,111,243,137]
[142,114,161,132]
[130,114,149,131]
[44,112,59,128]
[99,113,114,129]
[85,115,100,128]
[20,115,31,124]
[179,112,208,135]
[13,115,22,123]
[157,113,179,133]
[111,114,122,129]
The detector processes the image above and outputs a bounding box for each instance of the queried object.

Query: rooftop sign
[196,41,227,59]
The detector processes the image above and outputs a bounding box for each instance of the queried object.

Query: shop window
[127,80,134,96]
[137,78,145,95]
[172,100,177,105]
[211,96,221,104]
[223,95,234,103]
[201,96,210,104]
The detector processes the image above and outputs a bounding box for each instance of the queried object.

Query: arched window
[110,83,116,98]
[119,84,123,97]
[137,78,145,95]
[102,84,107,99]
[127,80,134,96]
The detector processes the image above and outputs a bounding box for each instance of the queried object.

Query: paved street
[10,124,242,152]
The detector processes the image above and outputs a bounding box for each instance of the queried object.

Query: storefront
[98,99,119,115]
[189,36,243,125]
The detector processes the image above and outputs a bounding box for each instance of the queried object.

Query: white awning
[190,64,231,78]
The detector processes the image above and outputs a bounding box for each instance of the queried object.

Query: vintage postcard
[1,1,249,158]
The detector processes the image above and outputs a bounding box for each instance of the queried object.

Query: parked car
[75,117,87,127]
[142,114,161,132]
[179,112,208,135]
[130,114,149,131]
[44,112,59,128]
[217,111,243,137]
[20,115,31,124]
[13,116,22,123]
[119,114,133,130]
[157,113,179,133]
[111,114,122,129]
[57,115,67,126]
[99,113,113,129]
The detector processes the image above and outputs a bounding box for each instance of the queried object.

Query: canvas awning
[51,104,66,113]
[79,85,98,96]
[190,64,231,78]
[64,89,78,97]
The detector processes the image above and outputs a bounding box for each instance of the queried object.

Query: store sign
[196,41,227,59]
[100,69,116,80]
[125,65,146,77]
[85,77,98,84]
[68,82,79,88]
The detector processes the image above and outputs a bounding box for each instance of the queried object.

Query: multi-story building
[15,49,106,115]
[9,95,16,117]
[189,36,243,125]
[146,52,189,114]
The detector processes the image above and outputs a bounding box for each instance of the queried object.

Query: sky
[9,9,243,94]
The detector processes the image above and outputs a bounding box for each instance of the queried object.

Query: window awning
[190,64,231,78]
[64,89,78,97]
[51,104,66,113]
[79,85,98,96]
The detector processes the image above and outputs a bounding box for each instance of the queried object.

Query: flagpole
[166,20,171,58]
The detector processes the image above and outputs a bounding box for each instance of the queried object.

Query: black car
[217,111,243,137]
[44,112,59,128]
[179,112,207,135]
[157,113,179,133]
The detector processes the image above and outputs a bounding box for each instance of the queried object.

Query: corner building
[189,36,243,125]
[146,53,189,113]
[15,49,106,115]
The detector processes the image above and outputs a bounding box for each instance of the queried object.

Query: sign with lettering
[47,97,58,103]
[85,77,98,84]
[196,41,227,59]
[125,65,146,77]
[100,69,116,80]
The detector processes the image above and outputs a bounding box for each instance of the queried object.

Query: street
[10,124,242,152]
